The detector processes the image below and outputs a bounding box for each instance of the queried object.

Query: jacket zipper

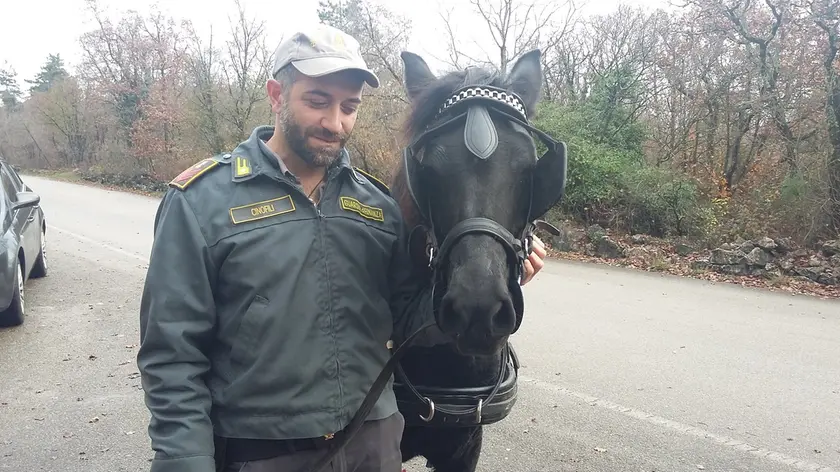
[274,170,344,423]
[314,173,343,422]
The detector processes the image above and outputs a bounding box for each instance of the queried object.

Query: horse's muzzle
[437,273,516,355]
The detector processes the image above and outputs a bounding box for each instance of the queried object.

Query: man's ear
[266,79,284,114]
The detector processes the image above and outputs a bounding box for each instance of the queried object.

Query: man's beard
[279,102,348,168]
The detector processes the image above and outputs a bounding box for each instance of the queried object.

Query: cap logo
[334,33,346,49]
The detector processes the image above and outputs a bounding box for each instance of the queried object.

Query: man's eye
[309,101,328,108]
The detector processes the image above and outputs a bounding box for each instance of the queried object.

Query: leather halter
[402,85,564,334]
[395,85,563,428]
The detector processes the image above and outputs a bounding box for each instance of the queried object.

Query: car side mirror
[12,191,40,211]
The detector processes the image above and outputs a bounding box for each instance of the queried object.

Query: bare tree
[28,77,91,166]
[582,6,668,148]
[77,0,189,174]
[183,21,226,154]
[715,0,805,176]
[318,0,413,172]
[220,0,271,144]
[540,14,589,103]
[806,0,840,234]
[437,0,577,73]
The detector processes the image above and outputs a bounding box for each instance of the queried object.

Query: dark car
[0,159,47,327]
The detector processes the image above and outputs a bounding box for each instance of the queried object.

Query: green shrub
[616,165,712,238]
[533,101,713,239]
[534,101,636,221]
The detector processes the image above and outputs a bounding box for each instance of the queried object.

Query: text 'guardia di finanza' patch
[340,196,384,222]
[229,195,295,224]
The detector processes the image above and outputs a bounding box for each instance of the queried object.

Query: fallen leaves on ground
[546,239,840,301]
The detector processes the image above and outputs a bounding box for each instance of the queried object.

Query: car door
[5,166,40,256]
[0,165,34,277]
[15,168,43,273]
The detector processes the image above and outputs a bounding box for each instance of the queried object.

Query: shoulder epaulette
[353,166,390,196]
[169,153,231,191]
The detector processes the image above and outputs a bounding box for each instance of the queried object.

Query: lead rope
[306,322,439,472]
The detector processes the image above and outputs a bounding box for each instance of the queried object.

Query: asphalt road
[1,175,838,472]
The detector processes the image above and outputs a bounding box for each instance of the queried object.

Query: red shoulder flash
[169,158,219,190]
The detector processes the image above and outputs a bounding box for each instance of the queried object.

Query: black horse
[387,49,569,471]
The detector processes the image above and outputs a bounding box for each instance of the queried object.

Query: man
[136,23,547,472]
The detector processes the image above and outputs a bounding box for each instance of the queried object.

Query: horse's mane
[389,65,511,233]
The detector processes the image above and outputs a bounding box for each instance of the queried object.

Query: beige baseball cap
[272,24,380,88]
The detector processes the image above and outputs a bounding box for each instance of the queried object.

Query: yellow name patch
[229,196,295,224]
[340,196,384,222]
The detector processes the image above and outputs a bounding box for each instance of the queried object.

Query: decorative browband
[436,86,528,121]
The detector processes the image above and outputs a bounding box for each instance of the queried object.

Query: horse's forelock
[390,64,513,230]
[401,66,508,143]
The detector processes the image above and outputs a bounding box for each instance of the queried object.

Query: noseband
[402,85,564,334]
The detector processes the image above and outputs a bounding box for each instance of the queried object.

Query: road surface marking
[47,223,836,472]
[49,225,148,263]
[520,375,835,472]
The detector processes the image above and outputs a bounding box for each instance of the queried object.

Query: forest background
[2,0,840,294]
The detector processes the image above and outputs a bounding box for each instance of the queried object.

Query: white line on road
[49,225,149,263]
[47,222,836,472]
[520,375,835,472]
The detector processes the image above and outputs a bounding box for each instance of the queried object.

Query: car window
[5,164,24,190]
[0,169,7,226]
[0,166,18,202]
[0,177,5,215]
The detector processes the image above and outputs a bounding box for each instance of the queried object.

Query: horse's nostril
[438,294,465,335]
[491,296,516,335]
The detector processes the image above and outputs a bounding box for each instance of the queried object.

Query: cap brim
[292,57,380,88]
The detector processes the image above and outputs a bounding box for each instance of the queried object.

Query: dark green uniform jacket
[136,125,443,472]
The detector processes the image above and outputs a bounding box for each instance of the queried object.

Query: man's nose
[321,107,343,135]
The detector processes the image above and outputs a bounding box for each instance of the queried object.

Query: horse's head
[396,50,568,356]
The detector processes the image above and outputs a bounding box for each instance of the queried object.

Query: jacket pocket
[229,294,270,366]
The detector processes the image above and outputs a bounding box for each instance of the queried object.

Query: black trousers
[223,412,405,472]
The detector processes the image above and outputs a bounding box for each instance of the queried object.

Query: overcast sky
[2,0,671,89]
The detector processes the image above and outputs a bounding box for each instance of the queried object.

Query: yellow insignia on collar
[340,196,384,222]
[169,158,219,190]
[234,156,252,177]
[229,195,296,224]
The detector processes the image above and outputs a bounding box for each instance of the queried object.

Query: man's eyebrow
[303,89,331,99]
[303,89,361,104]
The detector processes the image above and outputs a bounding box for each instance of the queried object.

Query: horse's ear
[507,49,542,117]
[401,51,436,102]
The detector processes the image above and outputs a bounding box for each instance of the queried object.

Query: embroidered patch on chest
[229,195,296,224]
[340,196,384,222]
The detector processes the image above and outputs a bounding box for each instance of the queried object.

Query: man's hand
[520,235,547,285]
